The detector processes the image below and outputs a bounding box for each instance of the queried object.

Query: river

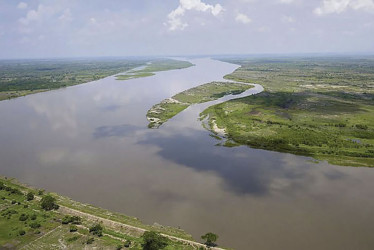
[1,58,374,249]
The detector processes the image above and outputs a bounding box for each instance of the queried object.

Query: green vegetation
[201,57,374,167]
[142,231,169,250]
[0,177,207,249]
[40,195,59,211]
[201,232,219,247]
[147,81,253,128]
[0,58,146,101]
[116,58,194,80]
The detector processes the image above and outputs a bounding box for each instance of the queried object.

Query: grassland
[0,176,212,249]
[0,58,147,101]
[147,81,253,128]
[116,59,194,80]
[201,57,374,167]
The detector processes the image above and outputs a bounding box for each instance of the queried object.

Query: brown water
[1,58,374,250]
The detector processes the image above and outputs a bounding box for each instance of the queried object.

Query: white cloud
[235,13,252,24]
[17,2,28,9]
[59,9,73,23]
[166,0,224,31]
[314,0,374,15]
[281,15,295,23]
[279,0,295,3]
[19,4,56,25]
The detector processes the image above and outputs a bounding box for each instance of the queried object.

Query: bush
[201,232,218,247]
[86,237,95,244]
[19,214,29,221]
[142,231,168,250]
[69,225,78,232]
[89,224,103,237]
[29,222,41,229]
[11,200,16,204]
[19,230,26,236]
[38,190,44,195]
[62,215,72,224]
[40,195,59,211]
[124,240,131,248]
[71,216,82,225]
[26,192,34,201]
[30,214,37,220]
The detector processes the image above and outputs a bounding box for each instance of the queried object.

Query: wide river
[1,58,374,249]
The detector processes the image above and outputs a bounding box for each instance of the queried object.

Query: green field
[116,59,194,80]
[0,58,148,101]
[147,81,253,128]
[0,177,210,249]
[201,57,374,167]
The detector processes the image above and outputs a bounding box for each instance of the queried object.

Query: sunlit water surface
[1,58,374,250]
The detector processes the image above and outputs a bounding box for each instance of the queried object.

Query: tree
[89,224,103,237]
[40,195,59,211]
[142,231,168,250]
[26,192,34,201]
[201,232,218,247]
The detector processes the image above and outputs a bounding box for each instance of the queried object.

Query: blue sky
[0,0,373,58]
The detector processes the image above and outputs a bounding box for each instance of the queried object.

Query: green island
[0,176,219,249]
[200,57,374,167]
[115,59,194,80]
[146,81,253,128]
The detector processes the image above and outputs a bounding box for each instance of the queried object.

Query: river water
[1,58,374,249]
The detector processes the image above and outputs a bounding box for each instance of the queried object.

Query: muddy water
[1,58,374,249]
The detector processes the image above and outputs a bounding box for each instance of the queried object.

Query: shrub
[142,231,168,250]
[89,224,103,237]
[19,214,29,221]
[19,230,26,236]
[69,225,78,232]
[30,214,37,220]
[29,222,41,229]
[86,237,95,244]
[26,192,34,201]
[62,215,72,224]
[40,195,59,211]
[124,240,131,248]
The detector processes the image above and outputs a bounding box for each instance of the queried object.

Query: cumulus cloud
[235,13,252,24]
[17,2,28,9]
[19,4,56,25]
[166,0,224,31]
[314,0,374,15]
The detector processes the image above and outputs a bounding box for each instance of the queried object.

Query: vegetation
[0,58,146,101]
[0,177,203,249]
[142,231,169,250]
[201,232,219,247]
[40,195,59,211]
[201,57,374,167]
[147,81,253,128]
[116,58,194,80]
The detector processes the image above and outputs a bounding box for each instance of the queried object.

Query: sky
[0,0,373,59]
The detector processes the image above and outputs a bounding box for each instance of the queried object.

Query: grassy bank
[0,59,146,101]
[116,59,194,80]
[147,81,253,128]
[201,57,374,167]
[0,176,207,249]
